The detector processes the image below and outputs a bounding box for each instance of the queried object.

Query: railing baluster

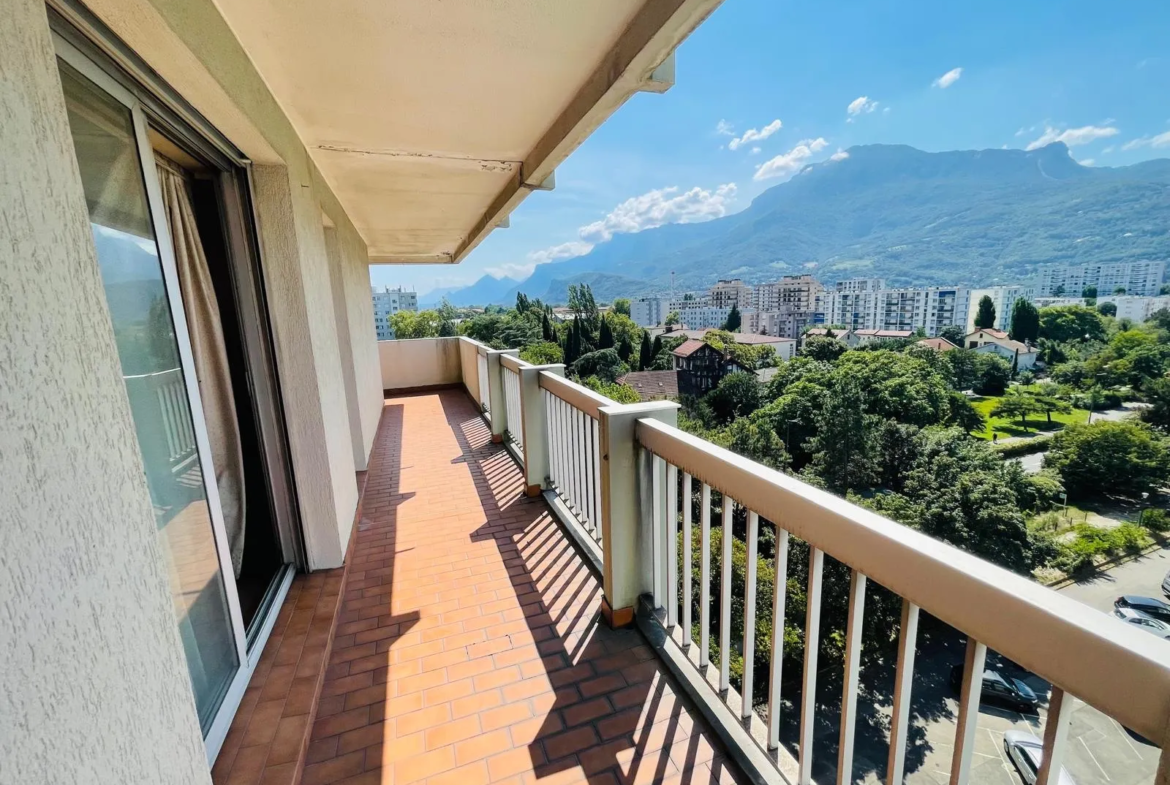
[666,463,679,629]
[950,638,988,785]
[699,482,711,669]
[576,408,588,528]
[652,454,664,609]
[682,472,693,645]
[1037,687,1074,785]
[585,411,596,529]
[768,527,790,749]
[592,417,602,546]
[719,495,734,693]
[799,547,824,785]
[887,600,919,785]
[572,405,583,518]
[742,510,759,719]
[837,570,867,785]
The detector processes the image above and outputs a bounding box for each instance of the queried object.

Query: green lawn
[970,394,1091,440]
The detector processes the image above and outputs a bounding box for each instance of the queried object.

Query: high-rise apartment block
[372,286,418,340]
[1036,261,1166,297]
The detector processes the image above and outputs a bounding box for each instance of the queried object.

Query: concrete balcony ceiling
[211,0,723,263]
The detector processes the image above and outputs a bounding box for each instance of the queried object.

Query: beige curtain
[155,156,247,578]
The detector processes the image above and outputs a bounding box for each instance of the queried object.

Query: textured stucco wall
[81,0,380,567]
[0,3,212,782]
[323,225,366,470]
[379,339,463,390]
[336,218,383,459]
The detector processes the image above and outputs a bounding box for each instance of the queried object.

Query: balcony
[214,336,1170,785]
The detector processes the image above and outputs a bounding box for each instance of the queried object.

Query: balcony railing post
[597,400,679,628]
[518,363,564,497]
[485,349,517,443]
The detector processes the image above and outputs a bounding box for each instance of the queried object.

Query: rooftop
[675,330,795,345]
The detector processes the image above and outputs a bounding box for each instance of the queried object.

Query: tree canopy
[974,296,996,329]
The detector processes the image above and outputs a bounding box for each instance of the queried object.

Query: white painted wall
[1,3,211,781]
[379,338,463,391]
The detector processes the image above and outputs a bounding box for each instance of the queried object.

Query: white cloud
[830,149,850,161]
[728,119,782,150]
[716,119,735,136]
[579,183,737,244]
[932,67,963,88]
[1121,130,1170,150]
[1102,146,1115,154]
[522,183,738,273]
[750,146,762,155]
[1079,158,1096,167]
[847,96,878,120]
[1025,124,1119,150]
[754,138,830,181]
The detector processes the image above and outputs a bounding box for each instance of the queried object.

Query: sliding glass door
[56,51,245,743]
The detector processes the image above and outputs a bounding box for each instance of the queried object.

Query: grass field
[970,394,1091,440]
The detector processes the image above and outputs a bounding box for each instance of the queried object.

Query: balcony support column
[597,400,679,628]
[485,348,517,443]
[518,364,564,497]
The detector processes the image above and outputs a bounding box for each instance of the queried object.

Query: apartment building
[754,274,824,311]
[370,285,418,340]
[708,278,753,309]
[966,285,1037,332]
[1036,261,1167,297]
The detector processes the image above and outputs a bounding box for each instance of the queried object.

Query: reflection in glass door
[58,60,243,735]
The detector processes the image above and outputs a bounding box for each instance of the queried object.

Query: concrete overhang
[210,0,723,264]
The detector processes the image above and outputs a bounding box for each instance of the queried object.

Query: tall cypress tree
[1008,298,1040,344]
[975,296,997,329]
[541,312,554,342]
[598,317,615,350]
[638,332,653,371]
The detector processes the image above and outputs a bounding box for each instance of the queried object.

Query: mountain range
[431,143,1170,306]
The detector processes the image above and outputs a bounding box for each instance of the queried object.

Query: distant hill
[437,143,1170,305]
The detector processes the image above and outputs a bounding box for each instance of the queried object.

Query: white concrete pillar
[517,364,564,496]
[598,401,679,627]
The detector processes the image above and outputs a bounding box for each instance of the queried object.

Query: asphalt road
[771,549,1169,785]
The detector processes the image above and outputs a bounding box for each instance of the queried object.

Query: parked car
[1162,570,1170,599]
[1114,595,1170,624]
[1113,607,1170,639]
[1004,730,1077,785]
[949,664,1039,713]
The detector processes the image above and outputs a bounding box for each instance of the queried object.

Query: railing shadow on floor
[440,390,743,785]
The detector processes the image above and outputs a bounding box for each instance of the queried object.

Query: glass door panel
[58,61,240,733]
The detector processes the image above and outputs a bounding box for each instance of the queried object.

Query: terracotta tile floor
[306,389,746,785]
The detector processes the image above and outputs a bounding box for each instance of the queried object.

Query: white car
[1004,731,1077,785]
[1113,607,1170,639]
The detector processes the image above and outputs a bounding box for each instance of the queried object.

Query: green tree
[1008,298,1040,344]
[945,390,986,434]
[940,324,966,346]
[945,348,979,391]
[801,336,846,362]
[991,390,1041,431]
[612,297,631,317]
[581,376,640,403]
[617,336,634,364]
[724,305,742,332]
[1044,421,1169,500]
[974,295,997,329]
[570,348,627,384]
[1032,382,1073,424]
[1039,305,1107,343]
[1097,301,1117,317]
[389,309,441,338]
[1140,377,1170,433]
[808,377,879,493]
[519,341,563,365]
[541,311,555,341]
[638,332,653,370]
[598,317,615,350]
[664,311,681,328]
[1114,287,1127,295]
[704,372,762,425]
[1082,285,1098,299]
[973,353,1011,395]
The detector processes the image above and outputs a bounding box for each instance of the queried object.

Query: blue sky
[370,0,1170,297]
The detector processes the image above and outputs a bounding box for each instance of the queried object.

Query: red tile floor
[224,388,746,785]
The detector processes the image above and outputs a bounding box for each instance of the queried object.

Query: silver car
[1113,607,1170,639]
[1162,569,1170,599]
[1004,731,1076,785]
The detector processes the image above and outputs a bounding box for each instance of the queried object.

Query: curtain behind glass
[154,157,246,578]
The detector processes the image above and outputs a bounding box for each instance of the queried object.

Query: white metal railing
[539,372,609,549]
[501,356,525,452]
[634,416,1170,785]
